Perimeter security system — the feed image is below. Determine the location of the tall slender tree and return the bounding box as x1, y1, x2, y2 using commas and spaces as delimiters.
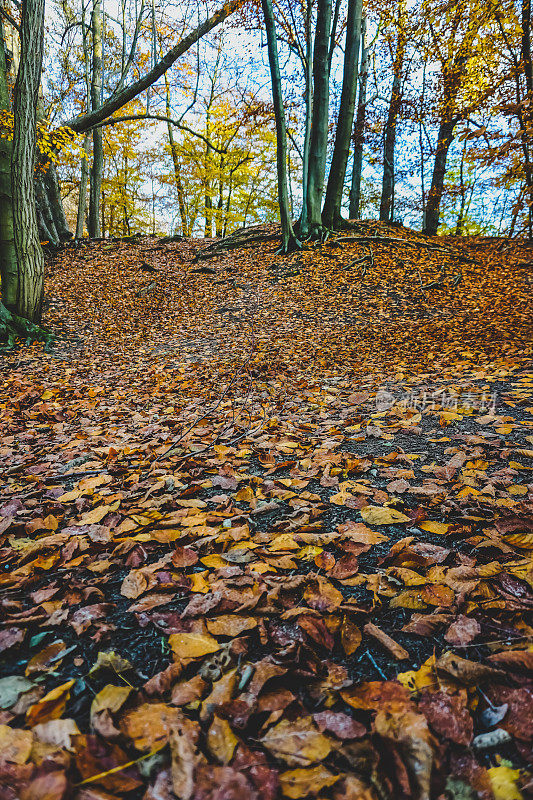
349, 13, 369, 219
262, 0, 300, 252
304, 0, 332, 237
88, 0, 103, 237
322, 0, 363, 229
379, 1, 407, 223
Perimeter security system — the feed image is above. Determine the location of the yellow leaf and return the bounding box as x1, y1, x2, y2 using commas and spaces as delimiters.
488, 765, 522, 800
206, 615, 257, 637
169, 633, 221, 659
189, 571, 210, 593
200, 555, 227, 568
261, 717, 333, 766
360, 506, 410, 525
390, 590, 428, 610
207, 716, 238, 764
504, 532, 533, 549
280, 765, 340, 798
90, 685, 132, 722
26, 680, 76, 727
75, 501, 120, 525
296, 545, 323, 561
397, 656, 436, 693
419, 521, 451, 535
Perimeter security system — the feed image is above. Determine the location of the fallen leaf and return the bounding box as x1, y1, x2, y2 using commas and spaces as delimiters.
360, 506, 410, 525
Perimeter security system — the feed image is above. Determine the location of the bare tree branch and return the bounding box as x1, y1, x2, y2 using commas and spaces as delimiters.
63, 0, 242, 133
96, 113, 228, 154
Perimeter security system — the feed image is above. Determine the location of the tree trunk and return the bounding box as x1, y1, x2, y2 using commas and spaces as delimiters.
0, 17, 17, 312
76, 134, 90, 237
165, 76, 188, 237
306, 0, 332, 236
379, 14, 406, 223
42, 162, 72, 242
299, 0, 313, 235
322, 0, 363, 229
455, 136, 467, 235
10, 0, 45, 323
521, 0, 533, 237
262, 0, 300, 253
424, 119, 455, 236
88, 0, 103, 238
35, 176, 60, 246
349, 14, 367, 220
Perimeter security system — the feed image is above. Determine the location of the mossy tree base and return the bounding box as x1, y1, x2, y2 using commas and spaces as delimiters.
0, 302, 51, 348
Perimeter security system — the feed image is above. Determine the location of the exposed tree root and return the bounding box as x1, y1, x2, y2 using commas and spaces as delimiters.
0, 303, 52, 348
276, 232, 302, 255
193, 224, 282, 262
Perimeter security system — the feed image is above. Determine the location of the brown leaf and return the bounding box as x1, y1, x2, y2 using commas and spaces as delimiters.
444, 615, 481, 646
19, 770, 68, 800
171, 547, 199, 568
120, 703, 198, 752
120, 570, 148, 599
341, 681, 411, 713
25, 640, 66, 676
435, 652, 504, 685
330, 554, 359, 580
261, 716, 333, 766
313, 710, 366, 739
340, 616, 362, 656
374, 708, 434, 800
418, 691, 473, 745
191, 765, 258, 800
206, 615, 257, 637
171, 675, 207, 706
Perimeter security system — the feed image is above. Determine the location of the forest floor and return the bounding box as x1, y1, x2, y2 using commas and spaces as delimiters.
0, 220, 532, 800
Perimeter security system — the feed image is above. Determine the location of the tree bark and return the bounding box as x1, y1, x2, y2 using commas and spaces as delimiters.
379, 10, 406, 223
349, 14, 367, 219
88, 0, 103, 238
322, 0, 362, 229
521, 0, 533, 236
42, 162, 72, 242
11, 0, 45, 323
35, 175, 60, 246
306, 0, 332, 235
299, 0, 313, 235
424, 118, 455, 236
262, 0, 300, 253
76, 134, 90, 237
0, 19, 17, 325
165, 75, 188, 236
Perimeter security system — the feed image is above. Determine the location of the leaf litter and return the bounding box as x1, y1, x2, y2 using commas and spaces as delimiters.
0, 221, 532, 799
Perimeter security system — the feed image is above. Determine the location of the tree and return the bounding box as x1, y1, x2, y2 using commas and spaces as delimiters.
379, 0, 407, 223
422, 0, 489, 235
261, 0, 300, 252
304, 0, 332, 237
1, 0, 243, 340
88, 0, 103, 237
0, 0, 50, 342
322, 0, 363, 229
349, 13, 369, 219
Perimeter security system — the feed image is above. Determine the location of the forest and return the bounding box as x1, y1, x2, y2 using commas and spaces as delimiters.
0, 0, 532, 799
